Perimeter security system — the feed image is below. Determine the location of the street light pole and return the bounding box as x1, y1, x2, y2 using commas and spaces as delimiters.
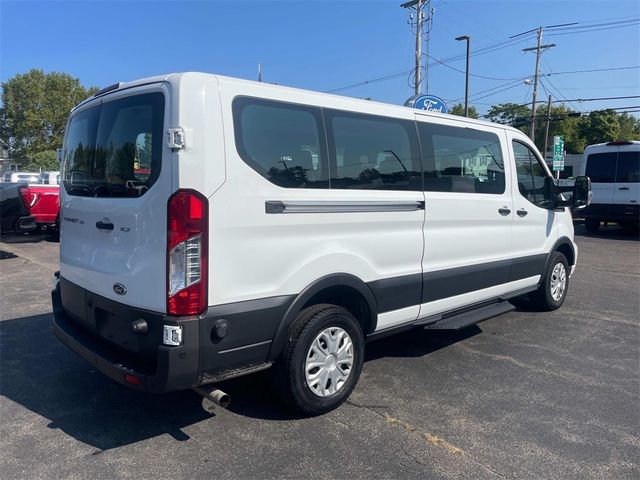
455, 35, 470, 117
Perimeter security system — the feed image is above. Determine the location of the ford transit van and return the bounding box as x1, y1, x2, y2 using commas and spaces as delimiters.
580, 141, 639, 232
52, 73, 590, 414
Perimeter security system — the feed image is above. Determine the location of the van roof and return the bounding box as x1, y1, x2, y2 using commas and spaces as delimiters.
584, 140, 640, 150
75, 71, 522, 134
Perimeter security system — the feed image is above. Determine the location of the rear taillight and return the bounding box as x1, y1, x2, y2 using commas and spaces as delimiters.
18, 186, 31, 210
167, 189, 208, 316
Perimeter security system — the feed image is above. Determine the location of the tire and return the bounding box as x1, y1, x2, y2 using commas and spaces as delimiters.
584, 218, 600, 233
273, 304, 364, 415
531, 252, 569, 311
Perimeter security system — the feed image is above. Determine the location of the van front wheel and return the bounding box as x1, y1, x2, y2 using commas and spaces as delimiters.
531, 252, 569, 311
273, 304, 364, 415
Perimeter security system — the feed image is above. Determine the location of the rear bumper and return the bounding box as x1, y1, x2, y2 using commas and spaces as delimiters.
52, 276, 294, 393
579, 203, 640, 224
52, 280, 200, 393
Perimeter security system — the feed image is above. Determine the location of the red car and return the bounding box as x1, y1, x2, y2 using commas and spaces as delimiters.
26, 183, 60, 232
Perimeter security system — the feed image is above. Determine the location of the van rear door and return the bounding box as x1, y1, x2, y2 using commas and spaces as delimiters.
612, 147, 640, 208
60, 86, 172, 312
584, 149, 616, 205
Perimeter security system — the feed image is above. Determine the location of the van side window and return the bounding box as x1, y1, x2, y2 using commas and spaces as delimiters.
585, 153, 616, 183
417, 122, 505, 194
616, 152, 640, 183
512, 141, 551, 207
326, 111, 421, 190
233, 98, 328, 188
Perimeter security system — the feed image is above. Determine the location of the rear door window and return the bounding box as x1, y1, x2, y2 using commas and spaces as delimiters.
326, 111, 421, 190
62, 92, 164, 197
615, 152, 640, 183
585, 152, 616, 183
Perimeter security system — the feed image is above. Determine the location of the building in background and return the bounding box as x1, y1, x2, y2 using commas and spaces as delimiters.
0, 139, 26, 178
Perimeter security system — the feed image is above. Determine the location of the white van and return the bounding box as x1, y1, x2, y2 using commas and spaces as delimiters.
579, 141, 639, 232
40, 170, 61, 185
52, 73, 590, 414
4, 172, 41, 184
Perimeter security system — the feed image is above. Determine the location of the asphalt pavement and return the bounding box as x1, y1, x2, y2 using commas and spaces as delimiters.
1, 224, 638, 479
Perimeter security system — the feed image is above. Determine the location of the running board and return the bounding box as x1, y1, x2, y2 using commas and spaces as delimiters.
419, 301, 515, 331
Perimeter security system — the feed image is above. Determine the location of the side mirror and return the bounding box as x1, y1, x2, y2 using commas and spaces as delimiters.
572, 175, 591, 209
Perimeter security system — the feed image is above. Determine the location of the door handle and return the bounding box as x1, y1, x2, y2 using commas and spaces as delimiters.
95, 221, 114, 230
498, 206, 511, 216
618, 187, 629, 190
517, 208, 528, 217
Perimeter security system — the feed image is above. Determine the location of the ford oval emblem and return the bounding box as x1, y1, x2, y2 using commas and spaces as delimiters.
404, 94, 448, 113
113, 283, 127, 295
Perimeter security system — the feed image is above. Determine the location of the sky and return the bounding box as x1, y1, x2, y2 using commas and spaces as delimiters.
1, 0, 639, 118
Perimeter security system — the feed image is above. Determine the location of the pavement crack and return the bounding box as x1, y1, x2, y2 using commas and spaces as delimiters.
384, 413, 463, 455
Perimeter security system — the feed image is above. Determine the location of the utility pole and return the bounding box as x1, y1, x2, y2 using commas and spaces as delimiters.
402, 0, 429, 95
542, 94, 553, 162
455, 35, 470, 116
523, 27, 555, 143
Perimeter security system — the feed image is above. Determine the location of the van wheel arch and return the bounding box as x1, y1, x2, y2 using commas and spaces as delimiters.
267, 274, 378, 362
540, 238, 574, 280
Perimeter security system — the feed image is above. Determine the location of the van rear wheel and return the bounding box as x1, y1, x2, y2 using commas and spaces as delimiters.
273, 304, 364, 415
531, 252, 569, 311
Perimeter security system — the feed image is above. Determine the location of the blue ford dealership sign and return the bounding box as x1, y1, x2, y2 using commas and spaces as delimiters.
405, 94, 448, 113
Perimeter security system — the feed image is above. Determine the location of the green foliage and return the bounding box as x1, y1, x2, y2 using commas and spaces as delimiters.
449, 103, 479, 119
486, 103, 531, 136
580, 109, 620, 145
485, 103, 639, 154
24, 150, 58, 171
1, 69, 98, 159
617, 113, 640, 141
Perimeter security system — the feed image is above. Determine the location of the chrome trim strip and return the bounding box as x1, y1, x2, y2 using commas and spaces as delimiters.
265, 200, 425, 214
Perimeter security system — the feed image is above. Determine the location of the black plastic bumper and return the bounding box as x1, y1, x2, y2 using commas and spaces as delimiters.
579, 203, 640, 224
51, 280, 200, 393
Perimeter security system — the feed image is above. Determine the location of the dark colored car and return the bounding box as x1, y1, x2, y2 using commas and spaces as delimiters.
0, 183, 37, 235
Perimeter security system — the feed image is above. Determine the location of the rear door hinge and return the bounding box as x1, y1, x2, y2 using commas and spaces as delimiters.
166, 127, 185, 149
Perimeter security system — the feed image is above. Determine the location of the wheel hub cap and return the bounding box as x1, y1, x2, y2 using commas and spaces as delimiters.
305, 327, 354, 397
550, 262, 567, 301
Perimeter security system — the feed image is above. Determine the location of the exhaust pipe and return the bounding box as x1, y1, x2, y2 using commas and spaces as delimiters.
192, 386, 231, 408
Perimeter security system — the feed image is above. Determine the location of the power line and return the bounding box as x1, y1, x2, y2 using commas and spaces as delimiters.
544, 65, 640, 76
544, 17, 640, 31
322, 35, 533, 93
551, 95, 640, 103
546, 21, 640, 37
424, 53, 525, 80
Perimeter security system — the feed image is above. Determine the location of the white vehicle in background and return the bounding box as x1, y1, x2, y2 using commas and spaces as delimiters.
3, 172, 41, 184
580, 141, 640, 232
40, 170, 61, 185
52, 73, 591, 414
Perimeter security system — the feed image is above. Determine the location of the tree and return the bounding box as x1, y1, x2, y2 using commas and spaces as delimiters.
24, 150, 58, 172
617, 113, 640, 141
1, 69, 98, 159
486, 103, 531, 136
533, 104, 584, 154
449, 103, 479, 119
580, 110, 621, 146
